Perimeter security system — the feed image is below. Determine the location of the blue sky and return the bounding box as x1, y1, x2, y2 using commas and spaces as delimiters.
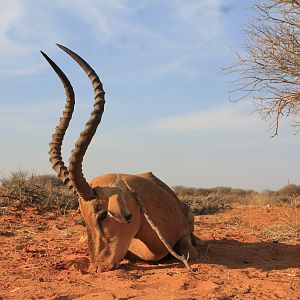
0, 0, 299, 191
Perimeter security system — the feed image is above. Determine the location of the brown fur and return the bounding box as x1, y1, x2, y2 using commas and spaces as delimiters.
79, 172, 199, 272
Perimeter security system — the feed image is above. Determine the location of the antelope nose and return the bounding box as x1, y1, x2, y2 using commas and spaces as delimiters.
125, 213, 132, 223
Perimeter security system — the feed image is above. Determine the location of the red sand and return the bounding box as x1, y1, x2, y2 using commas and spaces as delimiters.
1, 205, 299, 299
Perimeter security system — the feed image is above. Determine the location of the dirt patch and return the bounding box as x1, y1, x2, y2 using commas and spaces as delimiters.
0, 205, 299, 299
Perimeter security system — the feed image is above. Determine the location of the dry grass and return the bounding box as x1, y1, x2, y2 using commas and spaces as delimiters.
174, 184, 300, 215
281, 197, 300, 241
1, 170, 299, 220
256, 202, 300, 244
177, 184, 300, 246
0, 171, 77, 213
0, 171, 299, 246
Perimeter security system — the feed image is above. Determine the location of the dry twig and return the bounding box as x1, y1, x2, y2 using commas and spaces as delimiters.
225, 0, 300, 135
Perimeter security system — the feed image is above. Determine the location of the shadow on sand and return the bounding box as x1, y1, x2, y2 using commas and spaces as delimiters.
119, 239, 300, 272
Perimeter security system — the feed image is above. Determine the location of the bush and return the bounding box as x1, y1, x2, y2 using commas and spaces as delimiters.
1, 171, 299, 215
180, 194, 231, 215
277, 184, 300, 197
30, 174, 64, 187
0, 171, 77, 212
172, 183, 300, 215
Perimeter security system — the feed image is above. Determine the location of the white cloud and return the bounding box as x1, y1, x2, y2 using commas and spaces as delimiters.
56, 0, 125, 40
0, 1, 59, 76
174, 0, 224, 44
0, 1, 29, 57
152, 103, 260, 132
0, 0, 232, 78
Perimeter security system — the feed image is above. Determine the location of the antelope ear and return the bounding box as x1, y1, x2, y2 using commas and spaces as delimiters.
102, 187, 132, 224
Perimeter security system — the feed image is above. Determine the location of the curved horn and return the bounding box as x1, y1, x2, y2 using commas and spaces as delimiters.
41, 51, 75, 192
56, 44, 105, 201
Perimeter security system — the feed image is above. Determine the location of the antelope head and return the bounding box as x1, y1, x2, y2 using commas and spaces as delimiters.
42, 44, 135, 272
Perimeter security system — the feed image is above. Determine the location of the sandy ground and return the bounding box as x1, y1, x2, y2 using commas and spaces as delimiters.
0, 204, 299, 300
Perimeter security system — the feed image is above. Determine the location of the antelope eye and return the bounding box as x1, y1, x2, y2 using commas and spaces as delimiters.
98, 210, 108, 222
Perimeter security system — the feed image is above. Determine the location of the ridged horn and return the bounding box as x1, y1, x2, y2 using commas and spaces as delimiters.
56, 44, 105, 201
41, 51, 75, 193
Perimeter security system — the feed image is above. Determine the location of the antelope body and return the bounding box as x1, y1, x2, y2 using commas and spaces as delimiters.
42, 44, 200, 272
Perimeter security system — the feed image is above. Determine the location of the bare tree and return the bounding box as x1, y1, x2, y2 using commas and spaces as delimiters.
227, 0, 300, 136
